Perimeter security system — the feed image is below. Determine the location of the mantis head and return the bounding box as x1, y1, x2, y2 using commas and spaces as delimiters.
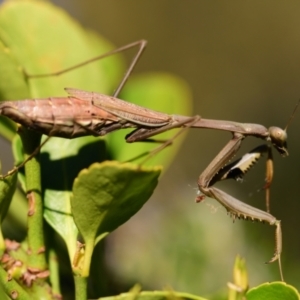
268, 99, 300, 157
268, 127, 288, 156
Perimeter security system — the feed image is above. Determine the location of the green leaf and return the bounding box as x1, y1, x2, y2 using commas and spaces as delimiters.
0, 172, 18, 251
11, 135, 25, 190
0, 37, 28, 140
40, 137, 107, 196
0, 0, 193, 178
0, 172, 17, 223
44, 190, 78, 260
41, 138, 107, 255
0, 0, 123, 98
247, 282, 300, 300
0, 2, 193, 277
0, 116, 16, 143
0, 38, 29, 100
71, 161, 161, 276
41, 136, 106, 162
0, 0, 125, 181
228, 255, 248, 300
71, 161, 161, 243
102, 290, 208, 300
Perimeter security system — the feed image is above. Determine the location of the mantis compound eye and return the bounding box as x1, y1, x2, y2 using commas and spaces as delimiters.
268, 126, 288, 157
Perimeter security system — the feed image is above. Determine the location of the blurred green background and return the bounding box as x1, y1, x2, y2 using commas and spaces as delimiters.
2, 0, 300, 297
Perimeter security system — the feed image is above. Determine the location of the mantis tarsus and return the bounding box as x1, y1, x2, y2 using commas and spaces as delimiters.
0, 39, 297, 281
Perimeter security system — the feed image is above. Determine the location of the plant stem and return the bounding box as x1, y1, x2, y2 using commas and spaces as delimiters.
48, 249, 61, 297
0, 266, 31, 300
81, 239, 94, 277
19, 129, 47, 270
74, 274, 88, 300
0, 228, 4, 252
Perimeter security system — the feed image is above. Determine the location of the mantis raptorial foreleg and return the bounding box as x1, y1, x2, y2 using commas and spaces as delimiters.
207, 143, 274, 213
197, 132, 283, 280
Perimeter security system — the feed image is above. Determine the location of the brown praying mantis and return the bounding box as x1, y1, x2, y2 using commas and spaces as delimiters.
0, 39, 297, 282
